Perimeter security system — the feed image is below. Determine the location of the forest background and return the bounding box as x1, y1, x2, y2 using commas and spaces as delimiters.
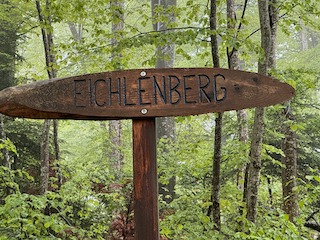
1, 0, 320, 239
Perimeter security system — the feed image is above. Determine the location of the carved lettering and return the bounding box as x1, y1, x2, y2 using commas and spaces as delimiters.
213, 74, 226, 102
198, 75, 211, 103
168, 76, 181, 105
138, 77, 151, 106
153, 76, 166, 104
94, 79, 106, 107
74, 73, 227, 109
123, 77, 136, 106
183, 75, 196, 104
74, 79, 86, 108
109, 78, 121, 106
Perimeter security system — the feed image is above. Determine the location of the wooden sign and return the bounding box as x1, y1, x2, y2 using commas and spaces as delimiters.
0, 68, 294, 120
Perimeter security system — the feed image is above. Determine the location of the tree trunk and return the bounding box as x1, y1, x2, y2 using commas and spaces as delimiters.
226, 0, 249, 195
299, 21, 308, 51
109, 120, 123, 174
211, 112, 222, 232
156, 117, 176, 204
152, 0, 177, 205
210, 0, 219, 68
246, 0, 271, 224
40, 119, 51, 195
0, 114, 10, 168
151, 0, 176, 68
268, 0, 278, 69
53, 119, 62, 188
36, 0, 58, 195
281, 106, 299, 222
109, 0, 124, 178
68, 22, 83, 42
0, 0, 18, 168
210, 0, 222, 232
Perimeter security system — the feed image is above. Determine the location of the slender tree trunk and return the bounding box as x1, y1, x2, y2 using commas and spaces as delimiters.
151, 0, 176, 68
299, 21, 308, 51
151, 0, 177, 205
281, 106, 299, 222
310, 31, 319, 48
246, 0, 271, 224
68, 22, 82, 42
109, 120, 123, 174
156, 117, 176, 204
236, 109, 249, 193
109, 0, 124, 177
210, 0, 222, 232
226, 0, 249, 194
53, 119, 62, 188
267, 176, 273, 205
0, 0, 18, 169
268, 0, 278, 69
211, 112, 222, 231
226, 0, 249, 230
0, 114, 10, 168
210, 0, 219, 68
40, 119, 51, 195
36, 0, 58, 195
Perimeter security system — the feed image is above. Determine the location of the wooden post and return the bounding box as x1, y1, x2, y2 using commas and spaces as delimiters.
133, 118, 159, 240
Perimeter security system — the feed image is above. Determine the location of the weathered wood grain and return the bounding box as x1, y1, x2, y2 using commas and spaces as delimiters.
0, 68, 295, 119
133, 118, 159, 240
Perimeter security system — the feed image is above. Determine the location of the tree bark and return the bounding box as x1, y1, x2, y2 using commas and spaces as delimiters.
268, 0, 278, 69
281, 106, 299, 222
0, 0, 18, 169
156, 117, 176, 204
68, 22, 82, 42
151, 0, 176, 68
226, 0, 249, 194
211, 112, 222, 232
210, 0, 222, 232
36, 0, 58, 195
152, 0, 177, 205
0, 114, 10, 168
40, 119, 51, 195
246, 0, 271, 224
53, 119, 62, 188
109, 120, 123, 174
226, 0, 249, 230
210, 0, 219, 68
299, 21, 308, 51
109, 0, 125, 178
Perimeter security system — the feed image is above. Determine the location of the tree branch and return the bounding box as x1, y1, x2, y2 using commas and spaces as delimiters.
235, 0, 248, 38
245, 4, 298, 40
293, 102, 320, 111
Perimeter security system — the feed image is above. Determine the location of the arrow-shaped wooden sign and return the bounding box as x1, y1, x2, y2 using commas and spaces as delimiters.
0, 68, 294, 120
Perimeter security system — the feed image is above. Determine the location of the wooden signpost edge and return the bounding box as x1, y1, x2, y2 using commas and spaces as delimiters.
0, 68, 295, 120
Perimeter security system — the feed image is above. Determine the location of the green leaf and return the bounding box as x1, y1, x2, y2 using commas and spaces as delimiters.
290, 124, 298, 131
314, 176, 320, 182
306, 175, 313, 180
299, 200, 304, 208
284, 214, 289, 221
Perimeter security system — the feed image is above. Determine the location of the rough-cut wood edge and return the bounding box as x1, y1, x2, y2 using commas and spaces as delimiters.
0, 68, 295, 120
